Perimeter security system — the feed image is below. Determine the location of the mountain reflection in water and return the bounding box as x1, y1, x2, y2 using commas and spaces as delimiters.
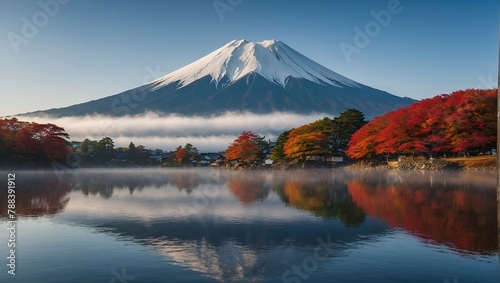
1, 168, 497, 282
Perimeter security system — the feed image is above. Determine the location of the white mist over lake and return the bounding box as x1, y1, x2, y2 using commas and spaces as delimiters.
20, 112, 331, 151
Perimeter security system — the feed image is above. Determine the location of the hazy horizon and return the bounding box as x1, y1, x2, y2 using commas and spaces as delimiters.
15, 111, 332, 151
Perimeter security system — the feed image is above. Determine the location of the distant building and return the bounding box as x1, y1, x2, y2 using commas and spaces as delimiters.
325, 156, 344, 163
198, 153, 225, 166
146, 155, 163, 162
112, 153, 128, 162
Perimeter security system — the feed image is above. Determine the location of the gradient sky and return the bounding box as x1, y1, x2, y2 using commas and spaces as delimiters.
0, 0, 498, 116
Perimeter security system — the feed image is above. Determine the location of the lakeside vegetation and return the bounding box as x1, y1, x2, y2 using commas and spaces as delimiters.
346, 89, 496, 159
0, 88, 496, 169
224, 108, 367, 167
0, 118, 70, 167
443, 155, 496, 170
225, 89, 496, 169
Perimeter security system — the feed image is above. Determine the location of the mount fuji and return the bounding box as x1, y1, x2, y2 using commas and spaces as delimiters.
28, 39, 415, 118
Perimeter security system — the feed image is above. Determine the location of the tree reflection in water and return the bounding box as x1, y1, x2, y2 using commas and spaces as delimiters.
0, 171, 71, 217
347, 171, 497, 255
1, 169, 496, 256
273, 179, 366, 226
227, 172, 269, 205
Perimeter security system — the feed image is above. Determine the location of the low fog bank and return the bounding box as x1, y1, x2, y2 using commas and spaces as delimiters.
20, 112, 330, 152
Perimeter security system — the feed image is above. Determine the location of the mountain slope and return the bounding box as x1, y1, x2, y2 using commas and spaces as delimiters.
149, 39, 360, 89
26, 39, 415, 119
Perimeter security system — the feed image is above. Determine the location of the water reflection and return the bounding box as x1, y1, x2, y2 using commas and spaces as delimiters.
347, 170, 497, 254
0, 172, 71, 217
2, 169, 497, 267
175, 172, 200, 193
273, 177, 365, 226
0, 170, 498, 252
227, 172, 269, 205
151, 238, 260, 282
94, 217, 365, 282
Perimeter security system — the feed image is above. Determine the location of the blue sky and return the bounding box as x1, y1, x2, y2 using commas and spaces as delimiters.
0, 0, 498, 116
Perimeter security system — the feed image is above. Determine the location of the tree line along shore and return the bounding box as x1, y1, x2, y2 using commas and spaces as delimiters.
0, 89, 496, 170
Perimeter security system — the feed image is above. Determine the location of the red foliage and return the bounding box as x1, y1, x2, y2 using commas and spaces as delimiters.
0, 118, 70, 163
226, 131, 262, 163
346, 89, 497, 159
346, 114, 390, 159
175, 147, 186, 163
347, 180, 497, 254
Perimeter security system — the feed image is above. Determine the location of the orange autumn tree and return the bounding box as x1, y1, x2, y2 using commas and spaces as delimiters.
226, 131, 264, 164
283, 123, 329, 160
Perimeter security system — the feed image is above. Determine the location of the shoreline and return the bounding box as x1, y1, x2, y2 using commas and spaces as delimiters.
0, 156, 496, 171
346, 156, 496, 171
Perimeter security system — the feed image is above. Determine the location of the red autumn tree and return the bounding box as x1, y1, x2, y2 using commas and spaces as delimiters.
346, 89, 496, 159
175, 146, 186, 163
0, 118, 71, 164
226, 131, 263, 164
14, 126, 42, 161
346, 114, 391, 159
442, 89, 496, 155
418, 95, 451, 153
172, 143, 199, 165
38, 123, 71, 160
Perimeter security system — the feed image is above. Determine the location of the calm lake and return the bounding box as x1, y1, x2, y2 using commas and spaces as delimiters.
0, 168, 498, 283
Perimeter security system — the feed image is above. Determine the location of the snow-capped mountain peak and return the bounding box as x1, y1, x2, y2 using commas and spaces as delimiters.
26, 39, 416, 119
149, 39, 360, 90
